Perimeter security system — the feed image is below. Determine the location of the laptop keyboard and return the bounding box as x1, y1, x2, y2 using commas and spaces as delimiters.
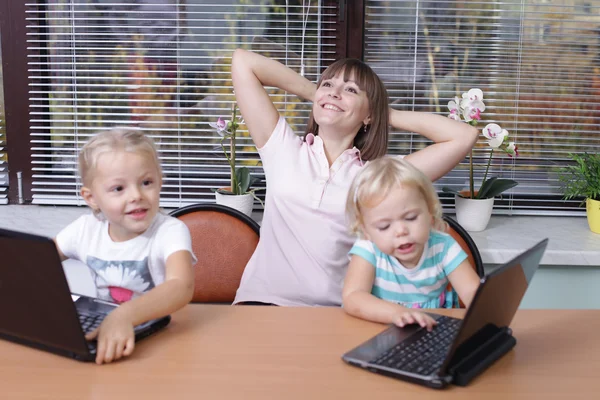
370, 316, 462, 376
77, 310, 106, 334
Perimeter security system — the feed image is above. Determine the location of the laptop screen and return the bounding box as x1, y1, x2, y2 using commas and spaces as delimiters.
442, 239, 548, 371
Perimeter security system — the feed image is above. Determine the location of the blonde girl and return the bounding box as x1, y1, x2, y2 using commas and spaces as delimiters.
343, 156, 480, 329
54, 128, 196, 364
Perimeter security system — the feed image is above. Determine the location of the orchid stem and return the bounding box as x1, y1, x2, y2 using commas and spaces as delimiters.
482, 149, 494, 189
220, 137, 236, 193
230, 104, 237, 194
469, 150, 474, 199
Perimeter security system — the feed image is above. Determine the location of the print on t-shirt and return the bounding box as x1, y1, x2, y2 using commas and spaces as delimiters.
87, 256, 156, 303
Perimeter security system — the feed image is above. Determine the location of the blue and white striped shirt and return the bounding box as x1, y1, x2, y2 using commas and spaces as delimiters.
348, 231, 467, 309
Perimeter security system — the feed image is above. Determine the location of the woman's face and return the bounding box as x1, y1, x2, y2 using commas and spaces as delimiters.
312, 71, 371, 138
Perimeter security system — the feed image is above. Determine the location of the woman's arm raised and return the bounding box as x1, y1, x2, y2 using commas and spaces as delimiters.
231, 48, 317, 148
391, 110, 478, 181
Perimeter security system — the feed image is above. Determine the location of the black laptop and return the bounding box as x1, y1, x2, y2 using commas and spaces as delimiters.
0, 227, 171, 361
342, 238, 548, 389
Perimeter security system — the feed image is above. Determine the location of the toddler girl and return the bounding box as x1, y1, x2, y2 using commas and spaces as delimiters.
342, 156, 480, 330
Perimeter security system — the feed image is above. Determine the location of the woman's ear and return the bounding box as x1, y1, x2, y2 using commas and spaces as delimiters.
363, 115, 371, 126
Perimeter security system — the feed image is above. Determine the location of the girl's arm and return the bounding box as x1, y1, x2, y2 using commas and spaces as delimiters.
390, 109, 479, 181
87, 250, 194, 364
231, 48, 317, 148
53, 239, 68, 261
447, 260, 480, 308
342, 255, 437, 330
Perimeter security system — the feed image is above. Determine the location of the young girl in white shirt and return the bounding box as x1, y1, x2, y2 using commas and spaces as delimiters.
55, 128, 196, 364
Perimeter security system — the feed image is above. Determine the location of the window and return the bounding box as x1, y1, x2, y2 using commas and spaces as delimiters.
364, 0, 600, 215
26, 0, 338, 207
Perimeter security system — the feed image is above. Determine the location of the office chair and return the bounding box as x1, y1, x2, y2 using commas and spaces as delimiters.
443, 215, 485, 308
169, 204, 260, 303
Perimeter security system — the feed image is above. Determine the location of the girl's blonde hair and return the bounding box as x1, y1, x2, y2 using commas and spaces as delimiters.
346, 156, 446, 236
304, 58, 389, 161
78, 127, 161, 186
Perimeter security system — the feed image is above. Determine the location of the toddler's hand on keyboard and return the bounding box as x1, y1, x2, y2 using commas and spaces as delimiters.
85, 308, 135, 365
392, 311, 437, 331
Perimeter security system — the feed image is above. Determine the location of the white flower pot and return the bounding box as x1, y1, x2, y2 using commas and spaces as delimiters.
455, 195, 494, 232
214, 190, 254, 217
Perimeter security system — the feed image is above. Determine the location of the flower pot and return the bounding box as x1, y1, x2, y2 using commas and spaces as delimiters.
586, 198, 600, 234
454, 195, 494, 232
214, 188, 254, 217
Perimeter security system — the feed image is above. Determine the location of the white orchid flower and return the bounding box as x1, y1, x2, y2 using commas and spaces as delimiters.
462, 99, 486, 122
448, 96, 460, 112
482, 123, 508, 148
447, 96, 461, 120
504, 141, 519, 157
209, 117, 231, 136
461, 88, 484, 105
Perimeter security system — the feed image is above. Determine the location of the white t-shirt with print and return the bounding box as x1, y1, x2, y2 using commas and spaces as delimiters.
56, 212, 196, 303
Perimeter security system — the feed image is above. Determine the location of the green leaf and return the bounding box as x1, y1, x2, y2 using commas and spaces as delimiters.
477, 177, 518, 199
235, 167, 251, 195
248, 175, 262, 188
215, 188, 235, 195
442, 186, 464, 197
476, 176, 498, 199
557, 152, 600, 203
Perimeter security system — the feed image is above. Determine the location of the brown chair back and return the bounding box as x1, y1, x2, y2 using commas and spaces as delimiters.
169, 204, 260, 303
443, 215, 484, 308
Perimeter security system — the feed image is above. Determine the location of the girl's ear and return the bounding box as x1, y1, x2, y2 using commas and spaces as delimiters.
359, 223, 371, 241
81, 186, 98, 212
363, 115, 371, 126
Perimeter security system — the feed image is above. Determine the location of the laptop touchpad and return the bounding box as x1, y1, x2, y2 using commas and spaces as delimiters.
344, 324, 421, 362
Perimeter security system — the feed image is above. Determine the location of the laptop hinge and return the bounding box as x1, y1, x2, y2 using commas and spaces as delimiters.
447, 325, 516, 386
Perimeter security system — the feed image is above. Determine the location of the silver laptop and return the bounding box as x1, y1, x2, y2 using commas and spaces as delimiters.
0, 227, 171, 361
342, 238, 548, 389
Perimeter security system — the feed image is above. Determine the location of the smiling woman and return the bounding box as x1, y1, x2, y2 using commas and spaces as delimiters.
229, 48, 477, 307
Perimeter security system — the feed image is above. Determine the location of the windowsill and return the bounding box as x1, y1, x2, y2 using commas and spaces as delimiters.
0, 206, 598, 267
466, 216, 600, 266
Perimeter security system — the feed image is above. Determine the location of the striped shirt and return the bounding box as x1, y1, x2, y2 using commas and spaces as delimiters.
348, 231, 467, 308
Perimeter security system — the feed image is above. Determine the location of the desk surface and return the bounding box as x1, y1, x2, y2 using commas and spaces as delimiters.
1, 306, 598, 399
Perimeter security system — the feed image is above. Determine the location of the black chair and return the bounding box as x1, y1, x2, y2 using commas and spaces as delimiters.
169, 204, 260, 303
443, 215, 485, 307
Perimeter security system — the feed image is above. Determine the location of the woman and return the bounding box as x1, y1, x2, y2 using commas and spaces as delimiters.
231, 49, 477, 307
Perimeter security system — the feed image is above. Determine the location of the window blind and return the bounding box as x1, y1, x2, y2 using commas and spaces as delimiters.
364, 0, 600, 215
26, 0, 337, 207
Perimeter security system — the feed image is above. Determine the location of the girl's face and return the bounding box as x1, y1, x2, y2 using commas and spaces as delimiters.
82, 150, 162, 242
312, 71, 371, 139
360, 184, 433, 269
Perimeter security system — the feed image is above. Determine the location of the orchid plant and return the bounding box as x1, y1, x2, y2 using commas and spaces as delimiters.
442, 89, 519, 199
209, 104, 262, 201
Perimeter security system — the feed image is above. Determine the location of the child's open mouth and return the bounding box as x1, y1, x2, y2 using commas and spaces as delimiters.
127, 208, 148, 220
396, 243, 415, 254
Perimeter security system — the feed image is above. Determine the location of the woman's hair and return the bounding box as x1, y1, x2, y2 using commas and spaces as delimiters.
305, 58, 389, 161
346, 156, 446, 236
78, 127, 161, 186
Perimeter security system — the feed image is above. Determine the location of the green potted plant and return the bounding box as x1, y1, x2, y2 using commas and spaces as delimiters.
209, 104, 263, 217
441, 89, 519, 231
558, 152, 600, 234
